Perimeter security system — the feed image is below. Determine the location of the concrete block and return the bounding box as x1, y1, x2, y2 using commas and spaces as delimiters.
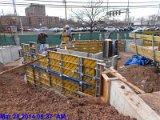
109, 80, 160, 120
0, 46, 19, 64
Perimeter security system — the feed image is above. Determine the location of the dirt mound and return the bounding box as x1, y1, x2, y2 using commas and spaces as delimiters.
0, 68, 135, 120
118, 53, 160, 93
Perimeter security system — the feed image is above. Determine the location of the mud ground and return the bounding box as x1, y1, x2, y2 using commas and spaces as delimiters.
117, 52, 160, 93
0, 63, 135, 120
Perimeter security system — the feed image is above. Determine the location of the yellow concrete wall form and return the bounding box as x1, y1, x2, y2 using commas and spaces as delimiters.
67, 40, 104, 53
130, 43, 160, 62
129, 33, 160, 42
25, 51, 100, 97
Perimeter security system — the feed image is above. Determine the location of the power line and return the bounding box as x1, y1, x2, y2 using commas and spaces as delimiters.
0, 2, 159, 8
24, 0, 160, 4
63, 0, 67, 20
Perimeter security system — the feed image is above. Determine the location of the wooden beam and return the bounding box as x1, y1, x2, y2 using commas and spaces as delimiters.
101, 74, 111, 104
0, 56, 46, 76
104, 67, 145, 94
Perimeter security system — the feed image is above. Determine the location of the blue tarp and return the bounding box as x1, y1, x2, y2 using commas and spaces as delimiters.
125, 55, 151, 65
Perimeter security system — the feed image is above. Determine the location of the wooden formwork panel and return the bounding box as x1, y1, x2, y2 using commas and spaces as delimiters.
63, 62, 78, 70
70, 40, 104, 54
82, 58, 97, 96
130, 44, 160, 62
137, 46, 153, 60
26, 51, 100, 97
63, 79, 79, 97
129, 33, 160, 42
51, 75, 62, 92
48, 51, 61, 59
143, 40, 159, 46
26, 75, 34, 83
49, 58, 61, 72
62, 54, 78, 63
38, 55, 48, 68
74, 44, 103, 47
21, 43, 30, 53
83, 80, 96, 97
39, 71, 50, 88
83, 58, 96, 68
50, 65, 61, 73
26, 66, 33, 73
24, 56, 32, 63
62, 54, 78, 79
155, 51, 160, 62
130, 44, 137, 52
63, 69, 78, 79
118, 40, 125, 52
38, 55, 48, 62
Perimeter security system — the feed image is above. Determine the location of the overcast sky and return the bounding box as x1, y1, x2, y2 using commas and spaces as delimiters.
0, 0, 159, 20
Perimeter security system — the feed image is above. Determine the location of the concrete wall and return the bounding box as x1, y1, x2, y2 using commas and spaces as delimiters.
109, 80, 160, 120
0, 46, 19, 64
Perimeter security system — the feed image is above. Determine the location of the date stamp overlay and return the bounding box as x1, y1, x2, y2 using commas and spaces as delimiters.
0, 113, 66, 119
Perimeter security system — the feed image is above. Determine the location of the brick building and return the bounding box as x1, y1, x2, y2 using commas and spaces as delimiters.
25, 3, 60, 27
25, 3, 45, 16
28, 16, 60, 27
0, 3, 60, 29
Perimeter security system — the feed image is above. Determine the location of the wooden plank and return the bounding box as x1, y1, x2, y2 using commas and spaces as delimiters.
129, 33, 160, 42
106, 67, 145, 94
0, 56, 46, 76
130, 43, 160, 62
101, 74, 111, 104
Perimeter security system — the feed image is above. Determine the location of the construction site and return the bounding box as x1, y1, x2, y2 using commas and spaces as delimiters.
1, 0, 160, 120
0, 30, 160, 120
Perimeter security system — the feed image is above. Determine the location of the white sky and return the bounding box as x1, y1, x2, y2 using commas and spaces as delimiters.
0, 0, 159, 20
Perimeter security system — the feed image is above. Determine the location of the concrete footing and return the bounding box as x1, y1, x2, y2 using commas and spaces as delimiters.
109, 80, 160, 120
0, 46, 19, 64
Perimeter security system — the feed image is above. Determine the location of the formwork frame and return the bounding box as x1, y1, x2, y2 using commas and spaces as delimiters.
25, 50, 103, 97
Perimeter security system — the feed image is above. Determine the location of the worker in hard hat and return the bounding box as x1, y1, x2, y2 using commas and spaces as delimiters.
64, 25, 73, 47
37, 32, 48, 53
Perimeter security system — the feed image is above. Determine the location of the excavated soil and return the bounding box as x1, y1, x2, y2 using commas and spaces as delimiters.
117, 52, 160, 93
139, 92, 160, 115
0, 64, 135, 120
0, 63, 12, 72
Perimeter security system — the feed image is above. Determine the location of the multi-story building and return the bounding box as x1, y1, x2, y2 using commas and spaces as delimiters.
25, 3, 60, 27
0, 3, 61, 30
29, 16, 60, 27
25, 3, 45, 16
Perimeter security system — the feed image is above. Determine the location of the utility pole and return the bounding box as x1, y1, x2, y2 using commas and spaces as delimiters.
106, 0, 109, 24
157, 4, 160, 24
12, 0, 17, 16
127, 0, 130, 26
63, 0, 67, 20
20, 17, 23, 35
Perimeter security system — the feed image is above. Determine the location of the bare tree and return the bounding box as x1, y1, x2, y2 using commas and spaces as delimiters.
148, 14, 157, 25
71, 0, 106, 32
